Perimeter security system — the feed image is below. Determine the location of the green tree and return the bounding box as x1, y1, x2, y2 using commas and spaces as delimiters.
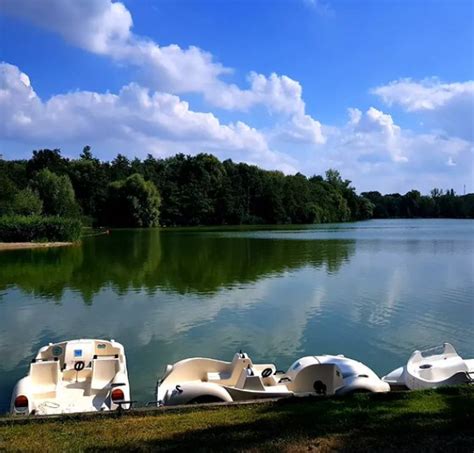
32, 169, 81, 217
325, 169, 346, 189
68, 148, 109, 222
0, 173, 18, 216
357, 197, 374, 220
111, 154, 131, 181
26, 149, 68, 176
80, 145, 93, 161
106, 173, 161, 227
361, 191, 388, 218
284, 173, 314, 223
402, 190, 422, 217
12, 188, 43, 216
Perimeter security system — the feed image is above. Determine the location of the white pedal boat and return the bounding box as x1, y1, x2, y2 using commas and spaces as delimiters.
382, 343, 474, 390
11, 339, 131, 415
156, 351, 389, 406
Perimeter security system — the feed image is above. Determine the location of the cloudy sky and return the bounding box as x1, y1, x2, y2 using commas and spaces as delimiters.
0, 0, 472, 193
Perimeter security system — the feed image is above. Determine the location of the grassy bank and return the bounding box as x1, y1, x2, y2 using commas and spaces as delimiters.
1, 387, 472, 452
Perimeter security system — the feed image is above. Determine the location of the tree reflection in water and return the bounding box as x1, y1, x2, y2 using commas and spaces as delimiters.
0, 229, 354, 303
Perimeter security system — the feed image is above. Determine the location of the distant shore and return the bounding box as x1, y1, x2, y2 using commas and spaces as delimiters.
0, 241, 77, 251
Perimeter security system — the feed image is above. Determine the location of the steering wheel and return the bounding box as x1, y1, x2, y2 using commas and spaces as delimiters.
261, 368, 273, 378
74, 361, 85, 371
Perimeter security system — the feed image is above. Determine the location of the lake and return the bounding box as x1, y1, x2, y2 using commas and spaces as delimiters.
0, 219, 473, 412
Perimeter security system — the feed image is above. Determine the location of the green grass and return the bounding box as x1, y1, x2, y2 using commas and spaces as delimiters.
1, 387, 473, 452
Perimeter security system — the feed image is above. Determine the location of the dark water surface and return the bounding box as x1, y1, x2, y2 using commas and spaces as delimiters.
0, 219, 473, 412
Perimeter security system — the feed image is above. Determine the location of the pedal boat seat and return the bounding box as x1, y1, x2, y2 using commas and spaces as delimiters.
30, 360, 60, 398
206, 353, 253, 386
90, 357, 120, 390
407, 344, 468, 384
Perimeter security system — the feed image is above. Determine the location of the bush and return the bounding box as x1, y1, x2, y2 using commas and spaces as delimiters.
0, 216, 82, 242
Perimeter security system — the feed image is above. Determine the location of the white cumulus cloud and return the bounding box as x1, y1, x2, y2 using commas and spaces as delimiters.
303, 107, 473, 193
274, 113, 326, 145
0, 0, 324, 145
347, 107, 406, 162
372, 78, 474, 141
210, 72, 305, 114
0, 62, 297, 172
0, 0, 133, 54
373, 78, 474, 111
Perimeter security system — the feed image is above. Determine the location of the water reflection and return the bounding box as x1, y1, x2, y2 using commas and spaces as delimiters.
0, 229, 354, 302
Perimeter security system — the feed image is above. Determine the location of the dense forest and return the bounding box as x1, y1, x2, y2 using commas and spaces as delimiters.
1, 148, 473, 231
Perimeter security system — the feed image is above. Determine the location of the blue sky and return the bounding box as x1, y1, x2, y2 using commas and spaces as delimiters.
0, 0, 473, 193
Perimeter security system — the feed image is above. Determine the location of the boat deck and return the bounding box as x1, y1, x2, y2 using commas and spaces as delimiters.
33, 378, 108, 415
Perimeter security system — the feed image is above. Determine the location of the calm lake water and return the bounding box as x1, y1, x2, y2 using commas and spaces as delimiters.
0, 219, 473, 412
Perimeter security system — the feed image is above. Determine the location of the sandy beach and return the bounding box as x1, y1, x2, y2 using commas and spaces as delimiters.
0, 242, 77, 251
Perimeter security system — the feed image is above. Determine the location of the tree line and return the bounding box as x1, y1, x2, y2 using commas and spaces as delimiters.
0, 148, 472, 228
361, 189, 473, 219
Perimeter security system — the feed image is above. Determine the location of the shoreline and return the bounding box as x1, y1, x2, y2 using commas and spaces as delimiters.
0, 241, 77, 251
0, 387, 472, 451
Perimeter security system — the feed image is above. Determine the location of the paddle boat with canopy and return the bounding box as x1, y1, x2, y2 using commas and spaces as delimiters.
382, 343, 474, 390
156, 351, 390, 406
11, 339, 131, 415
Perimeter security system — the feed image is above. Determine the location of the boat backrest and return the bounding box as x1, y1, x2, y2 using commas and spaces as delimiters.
414, 343, 460, 362
90, 357, 119, 390
223, 356, 248, 383
441, 343, 459, 358
227, 353, 251, 371
230, 352, 248, 367
235, 368, 246, 389
64, 341, 95, 370
207, 353, 254, 386
30, 360, 60, 390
